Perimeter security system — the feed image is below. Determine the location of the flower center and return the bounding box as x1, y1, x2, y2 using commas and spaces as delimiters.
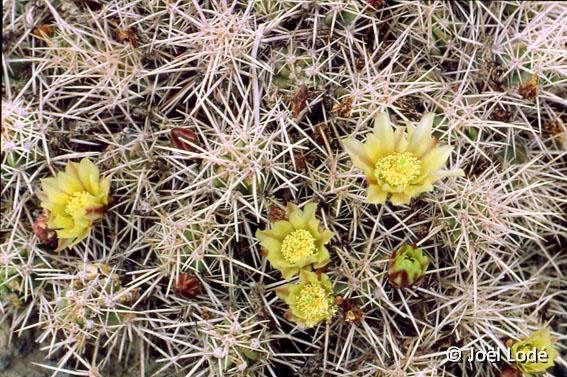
281, 229, 316, 264
296, 284, 332, 322
400, 256, 417, 270
65, 191, 90, 216
375, 152, 421, 186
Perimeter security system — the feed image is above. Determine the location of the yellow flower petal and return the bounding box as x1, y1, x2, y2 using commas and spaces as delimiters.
393, 127, 408, 153
511, 327, 558, 374
56, 172, 83, 194
367, 184, 387, 204
98, 176, 111, 203
50, 215, 74, 230
312, 247, 330, 268
372, 111, 395, 156
257, 232, 282, 254
302, 202, 317, 219
257, 221, 293, 241
79, 158, 100, 195
420, 145, 453, 175
318, 229, 334, 245
363, 133, 388, 162
306, 217, 321, 237
41, 178, 71, 204
279, 271, 336, 328
288, 204, 307, 229
280, 267, 301, 280
256, 203, 333, 278
344, 111, 461, 205
390, 192, 411, 205
407, 112, 434, 157
343, 138, 375, 176
406, 181, 434, 197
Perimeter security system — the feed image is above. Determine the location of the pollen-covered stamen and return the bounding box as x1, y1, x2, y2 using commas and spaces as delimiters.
296, 284, 334, 323
65, 191, 90, 216
375, 152, 422, 186
281, 229, 317, 264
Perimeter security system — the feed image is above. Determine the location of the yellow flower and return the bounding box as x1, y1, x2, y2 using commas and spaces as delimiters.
343, 111, 464, 205
276, 270, 337, 328
256, 203, 334, 279
37, 158, 110, 250
511, 327, 558, 374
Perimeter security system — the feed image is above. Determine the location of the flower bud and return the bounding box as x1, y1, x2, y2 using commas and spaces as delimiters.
174, 273, 201, 298
387, 244, 429, 288
170, 128, 199, 152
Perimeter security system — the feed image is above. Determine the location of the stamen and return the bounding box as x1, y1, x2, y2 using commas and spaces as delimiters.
65, 191, 90, 216
296, 284, 333, 324
375, 152, 421, 186
281, 229, 317, 264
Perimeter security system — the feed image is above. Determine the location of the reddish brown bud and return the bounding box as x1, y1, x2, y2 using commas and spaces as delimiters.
170, 128, 200, 152
367, 0, 386, 10
33, 211, 57, 249
174, 273, 201, 298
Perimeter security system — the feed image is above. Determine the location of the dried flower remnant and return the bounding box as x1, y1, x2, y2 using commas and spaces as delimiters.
291, 85, 309, 116
337, 297, 364, 325
510, 327, 557, 374
367, 0, 386, 10
387, 244, 429, 288
33, 210, 58, 249
116, 28, 139, 48
331, 96, 354, 118
276, 270, 337, 328
32, 24, 54, 39
518, 74, 538, 100
267, 205, 287, 222
344, 111, 464, 205
37, 158, 111, 250
256, 203, 334, 279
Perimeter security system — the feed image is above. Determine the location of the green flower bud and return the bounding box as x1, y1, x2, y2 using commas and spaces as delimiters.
387, 244, 429, 288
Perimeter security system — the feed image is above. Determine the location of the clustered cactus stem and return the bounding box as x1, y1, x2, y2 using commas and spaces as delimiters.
1, 1, 565, 376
